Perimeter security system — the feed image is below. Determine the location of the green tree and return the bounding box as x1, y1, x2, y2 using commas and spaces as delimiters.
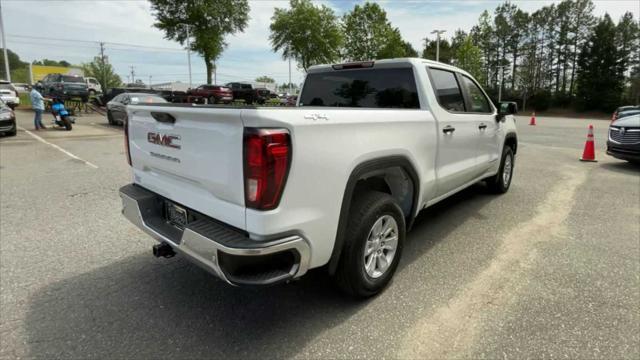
576, 14, 624, 111
0, 48, 28, 76
454, 36, 484, 84
422, 38, 452, 64
32, 59, 72, 67
342, 2, 407, 60
402, 41, 418, 58
150, 0, 250, 84
270, 0, 342, 71
255, 76, 275, 83
81, 56, 122, 92
377, 28, 415, 59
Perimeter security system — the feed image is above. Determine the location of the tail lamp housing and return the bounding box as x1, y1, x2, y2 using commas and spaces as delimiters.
243, 128, 291, 210
124, 116, 132, 166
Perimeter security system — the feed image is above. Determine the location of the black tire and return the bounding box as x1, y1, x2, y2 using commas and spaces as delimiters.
62, 117, 72, 131
486, 145, 514, 194
335, 191, 406, 298
208, 96, 217, 105
107, 111, 115, 125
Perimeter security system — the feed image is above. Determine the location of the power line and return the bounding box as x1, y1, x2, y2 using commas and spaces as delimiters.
7, 34, 185, 52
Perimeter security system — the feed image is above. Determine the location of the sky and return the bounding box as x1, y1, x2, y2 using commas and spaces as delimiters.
2, 0, 638, 87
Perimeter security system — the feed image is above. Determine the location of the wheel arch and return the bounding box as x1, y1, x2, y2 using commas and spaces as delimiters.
504, 132, 518, 154
327, 155, 420, 275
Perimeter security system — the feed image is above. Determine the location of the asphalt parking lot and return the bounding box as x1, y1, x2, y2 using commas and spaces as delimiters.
1, 110, 638, 359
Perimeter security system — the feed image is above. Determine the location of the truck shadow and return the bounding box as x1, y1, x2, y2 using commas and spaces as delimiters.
24, 184, 499, 359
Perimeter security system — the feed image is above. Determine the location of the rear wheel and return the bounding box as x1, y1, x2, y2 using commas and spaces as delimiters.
486, 145, 514, 193
208, 96, 217, 105
61, 117, 72, 131
335, 191, 405, 298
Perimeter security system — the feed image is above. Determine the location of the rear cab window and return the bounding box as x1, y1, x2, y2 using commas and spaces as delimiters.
299, 68, 419, 108
427, 68, 465, 112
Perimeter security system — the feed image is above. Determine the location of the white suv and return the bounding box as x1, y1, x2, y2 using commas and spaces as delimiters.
119, 58, 518, 297
0, 81, 20, 110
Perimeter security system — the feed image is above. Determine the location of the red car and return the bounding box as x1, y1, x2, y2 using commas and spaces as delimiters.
187, 85, 234, 104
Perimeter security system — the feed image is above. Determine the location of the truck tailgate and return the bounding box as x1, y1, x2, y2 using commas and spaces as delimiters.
126, 105, 246, 230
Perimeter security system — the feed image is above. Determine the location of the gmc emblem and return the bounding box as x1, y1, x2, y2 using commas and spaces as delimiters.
147, 132, 181, 149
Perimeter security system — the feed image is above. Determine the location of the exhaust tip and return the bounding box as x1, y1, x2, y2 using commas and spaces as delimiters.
153, 243, 176, 258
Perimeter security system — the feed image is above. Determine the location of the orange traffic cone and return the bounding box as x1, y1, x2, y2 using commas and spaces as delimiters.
580, 124, 597, 162
529, 112, 536, 126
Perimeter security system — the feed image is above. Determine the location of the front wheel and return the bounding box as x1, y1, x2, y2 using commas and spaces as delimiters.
335, 191, 405, 298
486, 146, 514, 193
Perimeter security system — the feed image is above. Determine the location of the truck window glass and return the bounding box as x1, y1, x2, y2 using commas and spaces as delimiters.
428, 68, 465, 112
460, 75, 492, 113
299, 68, 419, 109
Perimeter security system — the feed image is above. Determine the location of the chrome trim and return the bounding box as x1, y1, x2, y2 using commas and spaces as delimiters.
120, 191, 311, 285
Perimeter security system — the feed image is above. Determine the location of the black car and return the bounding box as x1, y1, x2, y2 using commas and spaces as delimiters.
607, 114, 640, 163
0, 99, 17, 137
39, 74, 89, 102
106, 93, 167, 125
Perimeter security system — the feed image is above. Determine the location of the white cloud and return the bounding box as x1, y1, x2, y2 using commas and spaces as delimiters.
2, 0, 638, 86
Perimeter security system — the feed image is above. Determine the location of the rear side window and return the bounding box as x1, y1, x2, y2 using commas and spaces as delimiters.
299, 68, 419, 108
460, 75, 492, 113
428, 68, 465, 112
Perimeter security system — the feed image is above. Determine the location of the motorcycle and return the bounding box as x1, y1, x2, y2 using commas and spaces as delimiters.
50, 99, 74, 131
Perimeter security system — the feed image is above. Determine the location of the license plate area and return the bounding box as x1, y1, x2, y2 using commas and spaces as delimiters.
165, 201, 188, 230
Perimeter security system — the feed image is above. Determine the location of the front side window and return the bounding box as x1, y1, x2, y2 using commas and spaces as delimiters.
428, 68, 465, 112
299, 68, 419, 109
460, 75, 492, 113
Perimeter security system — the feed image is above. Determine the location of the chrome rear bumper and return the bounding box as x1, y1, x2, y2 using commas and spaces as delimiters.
119, 184, 310, 286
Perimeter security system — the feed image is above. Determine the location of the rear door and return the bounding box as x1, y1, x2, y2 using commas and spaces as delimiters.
458, 75, 500, 172
427, 67, 481, 196
126, 105, 247, 229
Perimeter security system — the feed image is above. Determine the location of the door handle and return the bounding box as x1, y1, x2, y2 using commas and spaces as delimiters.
478, 123, 487, 130
442, 125, 456, 134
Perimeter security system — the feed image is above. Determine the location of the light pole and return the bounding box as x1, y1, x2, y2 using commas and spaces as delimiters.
185, 24, 192, 88
430, 29, 446, 62
0, 1, 11, 82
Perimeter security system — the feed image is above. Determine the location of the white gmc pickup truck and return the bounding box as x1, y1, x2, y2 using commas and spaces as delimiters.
120, 58, 518, 297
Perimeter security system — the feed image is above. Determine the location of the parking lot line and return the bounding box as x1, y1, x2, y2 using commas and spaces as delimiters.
18, 127, 99, 169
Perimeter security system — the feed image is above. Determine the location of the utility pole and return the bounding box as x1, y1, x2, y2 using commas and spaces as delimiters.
129, 66, 135, 84
185, 24, 192, 88
430, 30, 446, 62
213, 60, 216, 85
99, 42, 106, 91
495, 65, 506, 103
0, 1, 11, 82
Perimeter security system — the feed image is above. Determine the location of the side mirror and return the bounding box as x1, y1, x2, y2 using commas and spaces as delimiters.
497, 101, 518, 121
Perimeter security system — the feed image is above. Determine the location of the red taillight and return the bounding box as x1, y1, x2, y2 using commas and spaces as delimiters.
124, 117, 132, 166
243, 128, 291, 210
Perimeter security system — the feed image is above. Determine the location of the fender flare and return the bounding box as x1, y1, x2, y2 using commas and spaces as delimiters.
327, 155, 420, 275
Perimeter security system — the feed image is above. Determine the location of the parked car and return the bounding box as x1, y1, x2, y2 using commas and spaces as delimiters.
119, 58, 518, 298
225, 82, 268, 104
607, 114, 640, 163
156, 90, 189, 103
102, 87, 150, 104
0, 99, 17, 136
106, 93, 167, 125
12, 83, 31, 94
0, 81, 20, 110
39, 74, 89, 102
187, 85, 233, 104
611, 105, 640, 121
86, 77, 102, 95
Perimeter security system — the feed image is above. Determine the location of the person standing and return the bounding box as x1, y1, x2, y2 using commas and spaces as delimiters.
30, 86, 46, 130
